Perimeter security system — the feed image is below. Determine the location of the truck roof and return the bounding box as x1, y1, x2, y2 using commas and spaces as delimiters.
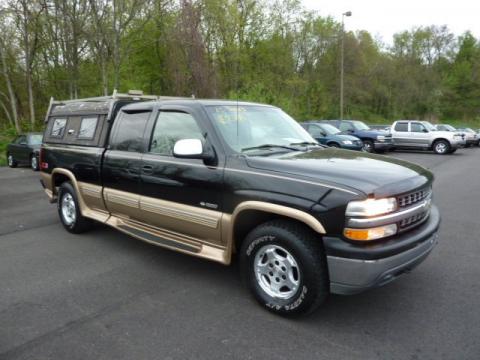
121, 99, 275, 112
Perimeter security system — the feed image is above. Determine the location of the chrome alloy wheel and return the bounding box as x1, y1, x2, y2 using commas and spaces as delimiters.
7, 155, 13, 167
254, 244, 300, 299
435, 142, 447, 154
61, 193, 76, 225
31, 156, 38, 170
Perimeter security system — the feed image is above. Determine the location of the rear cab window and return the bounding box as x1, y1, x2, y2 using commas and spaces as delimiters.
110, 111, 151, 152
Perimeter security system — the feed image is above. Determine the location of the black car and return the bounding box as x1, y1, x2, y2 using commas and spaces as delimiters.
39, 93, 440, 316
6, 132, 43, 170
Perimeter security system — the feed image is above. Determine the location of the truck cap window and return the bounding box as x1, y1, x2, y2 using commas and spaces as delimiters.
51, 118, 67, 137
150, 112, 203, 156
206, 105, 314, 152
110, 111, 150, 152
78, 117, 98, 139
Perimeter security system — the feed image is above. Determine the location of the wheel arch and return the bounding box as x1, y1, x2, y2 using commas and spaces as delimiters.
228, 201, 326, 256
431, 137, 451, 149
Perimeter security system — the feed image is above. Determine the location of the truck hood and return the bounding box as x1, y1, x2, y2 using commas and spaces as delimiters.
246, 148, 432, 197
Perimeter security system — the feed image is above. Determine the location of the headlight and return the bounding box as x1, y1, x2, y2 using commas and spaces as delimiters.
344, 224, 397, 241
376, 135, 385, 142
346, 197, 397, 217
342, 140, 353, 145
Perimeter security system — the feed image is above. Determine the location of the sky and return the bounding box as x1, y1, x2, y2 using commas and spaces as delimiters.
302, 0, 480, 44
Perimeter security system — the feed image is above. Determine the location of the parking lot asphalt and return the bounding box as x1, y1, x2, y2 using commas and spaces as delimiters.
1, 148, 479, 360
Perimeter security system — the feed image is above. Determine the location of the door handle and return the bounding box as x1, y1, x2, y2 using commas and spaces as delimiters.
142, 165, 154, 175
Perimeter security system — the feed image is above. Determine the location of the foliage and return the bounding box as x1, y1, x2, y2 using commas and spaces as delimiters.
0, 0, 479, 140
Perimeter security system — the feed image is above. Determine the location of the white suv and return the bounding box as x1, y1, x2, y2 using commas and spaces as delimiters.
391, 120, 465, 154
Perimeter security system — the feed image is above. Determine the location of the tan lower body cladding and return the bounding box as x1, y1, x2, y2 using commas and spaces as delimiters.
42, 170, 326, 265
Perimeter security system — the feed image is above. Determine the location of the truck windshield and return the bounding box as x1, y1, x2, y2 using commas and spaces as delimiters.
207, 105, 316, 153
351, 121, 370, 130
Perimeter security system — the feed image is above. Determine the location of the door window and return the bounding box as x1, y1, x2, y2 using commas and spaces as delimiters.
110, 111, 150, 152
149, 112, 204, 156
14, 136, 27, 144
411, 123, 426, 133
309, 125, 326, 137
394, 122, 408, 132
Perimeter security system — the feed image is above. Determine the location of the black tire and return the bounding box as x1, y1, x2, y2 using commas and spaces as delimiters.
328, 143, 340, 148
7, 153, 17, 168
30, 154, 39, 171
240, 219, 329, 316
362, 139, 374, 153
57, 181, 93, 233
432, 139, 450, 155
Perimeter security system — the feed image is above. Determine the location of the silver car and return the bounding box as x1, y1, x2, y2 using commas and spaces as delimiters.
391, 120, 465, 154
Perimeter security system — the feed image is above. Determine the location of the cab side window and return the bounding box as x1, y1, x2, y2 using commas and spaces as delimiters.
394, 122, 408, 132
411, 123, 426, 133
110, 111, 150, 152
150, 112, 204, 156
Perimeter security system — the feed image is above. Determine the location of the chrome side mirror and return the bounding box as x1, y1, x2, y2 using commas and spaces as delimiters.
173, 139, 215, 161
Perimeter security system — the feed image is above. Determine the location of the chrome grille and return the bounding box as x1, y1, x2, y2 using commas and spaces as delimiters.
398, 187, 431, 208
399, 210, 428, 229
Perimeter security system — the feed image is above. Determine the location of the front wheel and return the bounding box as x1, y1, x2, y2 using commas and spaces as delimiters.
57, 182, 92, 233
328, 143, 340, 148
7, 154, 17, 168
240, 219, 329, 316
433, 140, 450, 155
362, 140, 374, 153
30, 155, 39, 171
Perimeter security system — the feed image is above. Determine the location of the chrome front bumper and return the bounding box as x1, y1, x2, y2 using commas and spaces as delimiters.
325, 205, 440, 295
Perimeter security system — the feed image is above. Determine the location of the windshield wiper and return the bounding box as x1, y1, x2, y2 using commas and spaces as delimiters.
289, 141, 320, 147
241, 144, 299, 152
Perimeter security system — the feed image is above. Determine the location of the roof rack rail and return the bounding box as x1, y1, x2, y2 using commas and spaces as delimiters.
48, 90, 194, 106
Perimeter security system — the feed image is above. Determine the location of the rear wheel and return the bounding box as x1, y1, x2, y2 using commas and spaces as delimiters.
240, 219, 329, 316
433, 140, 450, 155
30, 155, 39, 171
7, 154, 17, 168
57, 182, 92, 233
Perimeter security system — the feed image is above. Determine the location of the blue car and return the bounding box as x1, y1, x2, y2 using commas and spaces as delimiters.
319, 120, 393, 153
302, 122, 363, 150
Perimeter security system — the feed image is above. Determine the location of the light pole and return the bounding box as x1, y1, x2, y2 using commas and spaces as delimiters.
340, 11, 352, 120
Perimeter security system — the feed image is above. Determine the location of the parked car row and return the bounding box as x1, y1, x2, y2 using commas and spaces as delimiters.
302, 119, 480, 155
302, 120, 393, 153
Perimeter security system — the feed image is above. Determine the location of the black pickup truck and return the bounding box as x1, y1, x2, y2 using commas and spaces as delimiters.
40, 92, 440, 316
